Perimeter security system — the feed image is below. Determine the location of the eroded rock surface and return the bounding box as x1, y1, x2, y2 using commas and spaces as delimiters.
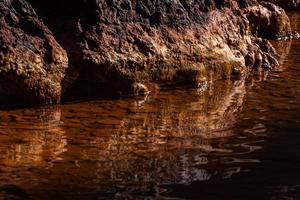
0, 0, 68, 105
244, 2, 292, 39
261, 0, 300, 10
0, 0, 295, 105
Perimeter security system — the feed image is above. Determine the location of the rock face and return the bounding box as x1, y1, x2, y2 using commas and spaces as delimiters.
0, 0, 68, 105
0, 0, 295, 105
245, 2, 292, 39
261, 0, 300, 10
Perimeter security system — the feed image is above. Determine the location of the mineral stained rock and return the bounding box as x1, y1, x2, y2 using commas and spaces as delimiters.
261, 0, 300, 10
0, 0, 68, 105
245, 2, 292, 39
0, 0, 294, 105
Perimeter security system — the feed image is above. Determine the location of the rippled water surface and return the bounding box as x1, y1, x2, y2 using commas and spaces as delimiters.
1, 13, 300, 200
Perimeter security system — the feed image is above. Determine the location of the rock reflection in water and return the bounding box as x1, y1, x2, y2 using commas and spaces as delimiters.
0, 77, 251, 199
1, 12, 299, 199
0, 107, 67, 199
0, 108, 66, 166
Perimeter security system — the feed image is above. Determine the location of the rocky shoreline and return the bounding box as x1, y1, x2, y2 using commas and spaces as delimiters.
0, 0, 299, 105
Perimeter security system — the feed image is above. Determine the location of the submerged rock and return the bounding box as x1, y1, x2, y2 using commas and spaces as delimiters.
0, 0, 294, 105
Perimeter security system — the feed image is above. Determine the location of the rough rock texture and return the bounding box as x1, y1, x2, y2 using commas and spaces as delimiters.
0, 0, 68, 104
244, 2, 292, 39
29, 0, 285, 97
0, 0, 295, 105
261, 0, 300, 10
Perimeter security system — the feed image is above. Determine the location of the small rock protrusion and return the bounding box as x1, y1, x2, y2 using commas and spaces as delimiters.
132, 83, 150, 96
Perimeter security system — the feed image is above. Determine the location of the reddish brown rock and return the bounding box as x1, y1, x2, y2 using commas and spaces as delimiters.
260, 0, 300, 10
244, 2, 292, 39
29, 0, 283, 98
0, 0, 68, 105
0, 0, 295, 105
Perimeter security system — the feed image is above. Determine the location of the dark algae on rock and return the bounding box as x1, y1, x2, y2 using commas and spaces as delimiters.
0, 0, 296, 105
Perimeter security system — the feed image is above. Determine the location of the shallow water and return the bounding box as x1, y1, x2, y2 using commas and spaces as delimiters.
1, 13, 300, 200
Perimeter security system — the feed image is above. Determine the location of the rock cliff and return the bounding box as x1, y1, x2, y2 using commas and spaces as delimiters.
0, 0, 295, 105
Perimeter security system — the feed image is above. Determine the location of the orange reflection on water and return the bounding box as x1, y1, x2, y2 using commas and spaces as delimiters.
0, 74, 253, 199
0, 108, 67, 167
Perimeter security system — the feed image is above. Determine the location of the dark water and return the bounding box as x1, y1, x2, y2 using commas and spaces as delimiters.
1, 14, 300, 200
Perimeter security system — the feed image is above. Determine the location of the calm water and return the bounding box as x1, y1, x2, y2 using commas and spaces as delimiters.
1, 13, 300, 200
